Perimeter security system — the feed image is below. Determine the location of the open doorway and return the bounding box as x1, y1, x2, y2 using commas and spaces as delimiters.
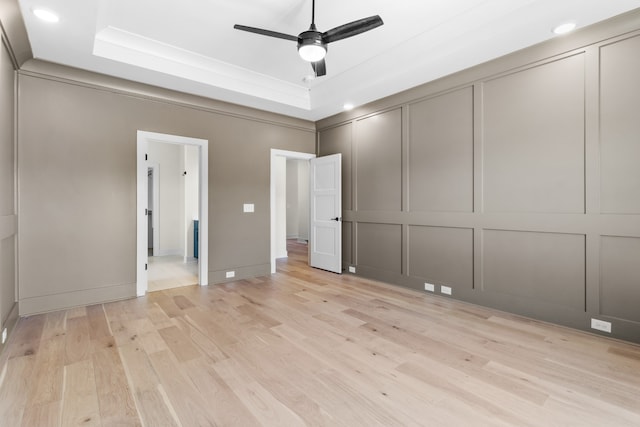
137, 131, 209, 296
270, 149, 315, 273
146, 142, 198, 291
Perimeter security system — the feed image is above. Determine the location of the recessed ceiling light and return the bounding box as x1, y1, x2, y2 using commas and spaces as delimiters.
553, 22, 576, 35
33, 8, 59, 23
343, 103, 354, 111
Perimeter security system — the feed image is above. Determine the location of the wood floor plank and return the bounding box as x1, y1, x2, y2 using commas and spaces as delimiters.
135, 387, 181, 427
148, 292, 186, 318
182, 357, 262, 427
138, 329, 171, 355
236, 303, 282, 328
64, 316, 91, 365
224, 332, 336, 421
118, 342, 179, 426
0, 355, 36, 426
148, 349, 220, 426
225, 329, 399, 426
396, 360, 541, 427
86, 304, 112, 340
172, 294, 196, 310
41, 311, 67, 341
145, 302, 175, 329
92, 346, 140, 426
157, 325, 202, 362
60, 359, 101, 426
65, 306, 87, 320
274, 319, 463, 426
7, 314, 45, 359
213, 357, 308, 427
111, 317, 155, 348
25, 335, 65, 408
174, 316, 229, 363
21, 401, 61, 427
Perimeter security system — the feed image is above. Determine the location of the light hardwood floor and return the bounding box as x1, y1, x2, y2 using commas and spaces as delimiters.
1, 241, 640, 426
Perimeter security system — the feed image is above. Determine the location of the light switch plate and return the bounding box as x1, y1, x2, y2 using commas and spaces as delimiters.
243, 203, 254, 213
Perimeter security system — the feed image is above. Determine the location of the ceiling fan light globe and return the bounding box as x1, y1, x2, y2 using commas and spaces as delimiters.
298, 44, 326, 62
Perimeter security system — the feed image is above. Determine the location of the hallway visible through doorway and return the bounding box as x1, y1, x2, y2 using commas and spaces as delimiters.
148, 255, 198, 292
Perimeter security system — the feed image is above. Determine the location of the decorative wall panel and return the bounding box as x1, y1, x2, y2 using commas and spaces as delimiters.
600, 35, 640, 214
483, 55, 585, 213
408, 88, 473, 212
356, 109, 402, 211
408, 226, 473, 290
483, 230, 585, 310
357, 222, 402, 274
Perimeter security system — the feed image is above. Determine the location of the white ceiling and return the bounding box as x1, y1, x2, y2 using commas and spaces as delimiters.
17, 0, 640, 121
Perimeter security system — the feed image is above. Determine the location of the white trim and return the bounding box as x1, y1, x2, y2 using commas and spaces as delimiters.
137, 137, 148, 296
270, 149, 315, 274
137, 131, 209, 296
94, 26, 311, 110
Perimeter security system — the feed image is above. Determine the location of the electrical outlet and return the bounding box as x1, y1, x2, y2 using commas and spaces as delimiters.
424, 283, 435, 292
1, 328, 6, 344
441, 285, 452, 295
225, 271, 235, 279
591, 318, 611, 333
348, 266, 356, 273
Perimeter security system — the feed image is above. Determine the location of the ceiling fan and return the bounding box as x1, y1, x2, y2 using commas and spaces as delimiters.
234, 0, 383, 77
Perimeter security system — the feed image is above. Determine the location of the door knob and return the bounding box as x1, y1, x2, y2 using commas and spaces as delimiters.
331, 217, 341, 221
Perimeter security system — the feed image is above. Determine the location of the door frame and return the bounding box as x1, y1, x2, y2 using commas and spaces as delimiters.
137, 131, 209, 296
270, 149, 315, 274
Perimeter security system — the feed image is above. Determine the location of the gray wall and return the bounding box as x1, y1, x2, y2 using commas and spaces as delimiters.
17, 61, 315, 314
0, 31, 19, 353
318, 11, 640, 344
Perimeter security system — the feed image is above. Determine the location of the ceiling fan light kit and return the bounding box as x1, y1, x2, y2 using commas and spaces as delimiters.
234, 0, 383, 77
298, 44, 326, 62
298, 28, 327, 62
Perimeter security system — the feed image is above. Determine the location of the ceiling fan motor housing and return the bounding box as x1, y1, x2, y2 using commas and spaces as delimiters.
298, 29, 327, 62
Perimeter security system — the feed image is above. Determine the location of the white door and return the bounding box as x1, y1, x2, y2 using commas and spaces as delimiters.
309, 153, 342, 273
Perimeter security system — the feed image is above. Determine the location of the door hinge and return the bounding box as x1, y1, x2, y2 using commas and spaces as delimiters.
145, 154, 148, 161
145, 263, 148, 271
145, 208, 148, 216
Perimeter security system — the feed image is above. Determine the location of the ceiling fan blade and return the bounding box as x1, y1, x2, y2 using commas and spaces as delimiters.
311, 59, 326, 77
233, 24, 298, 42
322, 15, 383, 44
